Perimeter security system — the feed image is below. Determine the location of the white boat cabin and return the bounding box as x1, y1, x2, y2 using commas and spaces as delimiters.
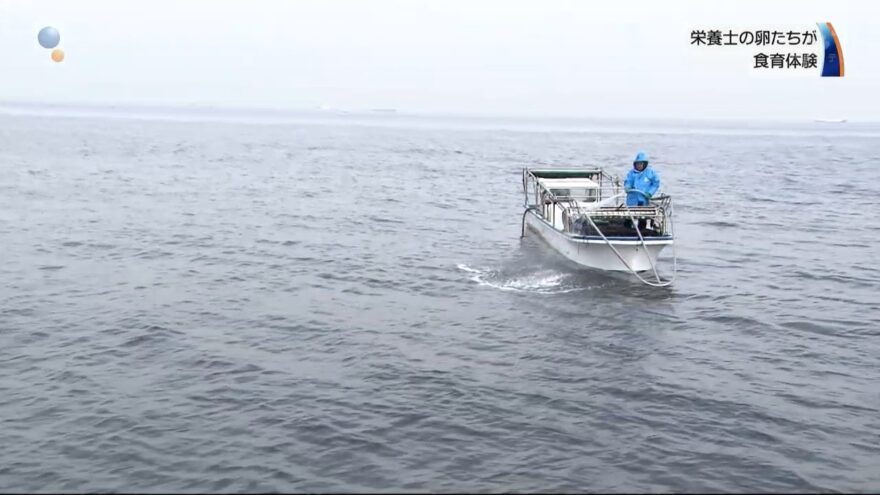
536, 177, 601, 230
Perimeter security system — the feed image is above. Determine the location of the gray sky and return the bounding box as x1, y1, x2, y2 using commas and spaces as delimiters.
1, 0, 878, 120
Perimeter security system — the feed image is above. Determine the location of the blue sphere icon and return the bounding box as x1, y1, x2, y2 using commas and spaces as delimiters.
38, 26, 61, 49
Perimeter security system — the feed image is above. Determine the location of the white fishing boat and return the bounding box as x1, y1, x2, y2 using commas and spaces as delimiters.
521, 168, 676, 286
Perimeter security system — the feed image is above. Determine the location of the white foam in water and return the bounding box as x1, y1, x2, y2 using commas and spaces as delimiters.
457, 264, 584, 294
456, 264, 484, 274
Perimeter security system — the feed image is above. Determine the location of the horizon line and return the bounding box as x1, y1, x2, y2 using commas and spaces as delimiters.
0, 99, 868, 125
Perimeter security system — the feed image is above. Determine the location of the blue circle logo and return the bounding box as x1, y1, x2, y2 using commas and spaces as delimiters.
38, 26, 61, 49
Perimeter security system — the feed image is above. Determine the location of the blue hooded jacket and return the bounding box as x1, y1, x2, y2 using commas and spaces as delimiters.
624, 161, 660, 206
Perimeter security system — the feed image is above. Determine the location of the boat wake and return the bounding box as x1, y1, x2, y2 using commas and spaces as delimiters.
457, 264, 586, 294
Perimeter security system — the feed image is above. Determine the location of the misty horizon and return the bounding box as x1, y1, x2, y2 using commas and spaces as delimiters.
0, 99, 867, 125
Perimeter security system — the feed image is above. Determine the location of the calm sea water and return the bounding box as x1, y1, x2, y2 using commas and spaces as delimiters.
1, 111, 878, 492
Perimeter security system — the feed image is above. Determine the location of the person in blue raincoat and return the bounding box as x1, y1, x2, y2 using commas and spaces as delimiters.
623, 151, 660, 231
624, 151, 660, 206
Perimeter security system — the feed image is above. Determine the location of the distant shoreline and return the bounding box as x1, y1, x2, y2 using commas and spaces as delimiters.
0, 101, 877, 137
0, 100, 872, 125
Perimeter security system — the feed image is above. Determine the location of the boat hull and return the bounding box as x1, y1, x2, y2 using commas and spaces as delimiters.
525, 210, 671, 272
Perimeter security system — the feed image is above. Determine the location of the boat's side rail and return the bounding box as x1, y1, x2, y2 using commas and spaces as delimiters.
646, 194, 672, 212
